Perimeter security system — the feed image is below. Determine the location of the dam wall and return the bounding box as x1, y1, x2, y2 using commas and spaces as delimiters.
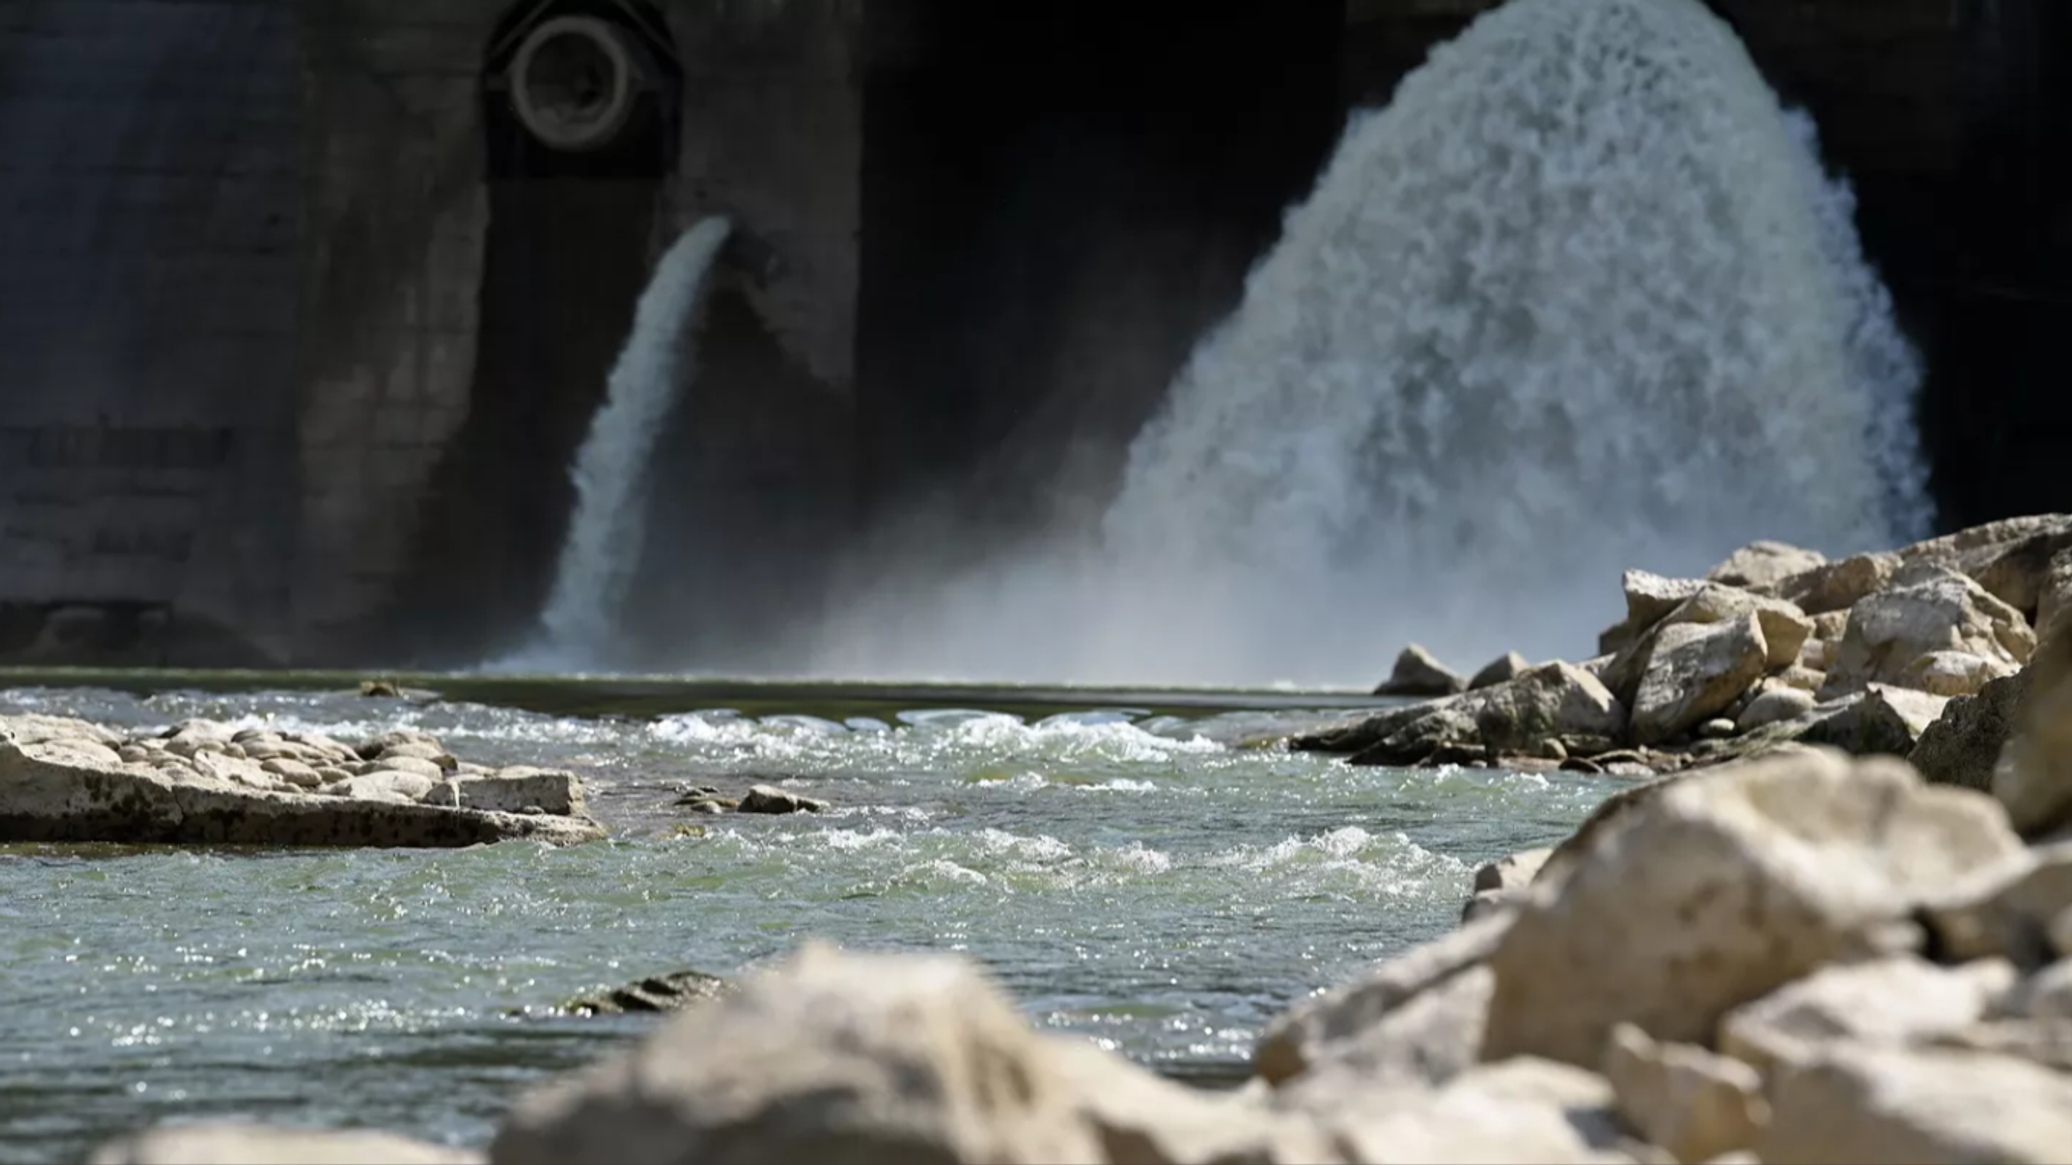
0, 0, 2065, 667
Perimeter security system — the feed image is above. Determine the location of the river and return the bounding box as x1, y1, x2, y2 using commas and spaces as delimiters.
0, 674, 1610, 1163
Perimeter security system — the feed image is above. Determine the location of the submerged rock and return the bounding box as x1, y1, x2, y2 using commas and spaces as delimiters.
737, 785, 828, 814
0, 715, 604, 847
563, 969, 729, 1016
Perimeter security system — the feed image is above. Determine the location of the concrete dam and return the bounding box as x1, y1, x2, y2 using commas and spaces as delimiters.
0, 0, 2066, 672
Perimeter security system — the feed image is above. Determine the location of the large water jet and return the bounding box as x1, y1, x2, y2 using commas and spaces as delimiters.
514, 216, 732, 670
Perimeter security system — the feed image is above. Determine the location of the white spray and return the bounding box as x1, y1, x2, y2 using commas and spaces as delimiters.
805, 0, 1933, 687
518, 216, 732, 669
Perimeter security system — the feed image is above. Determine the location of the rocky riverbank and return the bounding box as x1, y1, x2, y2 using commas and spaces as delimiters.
1300, 514, 2072, 781
0, 716, 606, 847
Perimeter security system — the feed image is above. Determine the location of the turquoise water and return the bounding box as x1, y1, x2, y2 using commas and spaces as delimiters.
0, 681, 1609, 1163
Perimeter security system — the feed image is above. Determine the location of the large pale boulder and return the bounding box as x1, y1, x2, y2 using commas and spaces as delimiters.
1255, 913, 1510, 1085
1601, 1024, 1766, 1165
489, 943, 1105, 1165
1598, 570, 1706, 656
1373, 645, 1467, 697
1900, 513, 2072, 616
1790, 686, 1948, 758
1994, 619, 2072, 836
1627, 616, 1769, 746
89, 1125, 478, 1165
1708, 540, 1827, 590
1481, 749, 2024, 1068
1329, 1058, 1633, 1164
1821, 566, 2034, 700
1761, 552, 1898, 616
1923, 843, 2072, 969
1733, 684, 1815, 735
1043, 1039, 1340, 1165
1664, 585, 1813, 669
1718, 957, 2016, 1076
1907, 671, 2027, 792
1899, 650, 2019, 698
1758, 1044, 2072, 1165
1275, 965, 1494, 1110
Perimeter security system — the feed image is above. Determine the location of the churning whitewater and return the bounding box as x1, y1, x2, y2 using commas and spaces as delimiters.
1086, 0, 1932, 680
522, 217, 732, 669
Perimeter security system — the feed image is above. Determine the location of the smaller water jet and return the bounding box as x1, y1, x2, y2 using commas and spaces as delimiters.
512, 216, 732, 670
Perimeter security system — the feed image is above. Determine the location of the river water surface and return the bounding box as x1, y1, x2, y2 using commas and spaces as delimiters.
0, 676, 1610, 1163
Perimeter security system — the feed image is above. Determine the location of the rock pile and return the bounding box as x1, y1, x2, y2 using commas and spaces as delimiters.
0, 715, 604, 847
1306, 514, 2072, 777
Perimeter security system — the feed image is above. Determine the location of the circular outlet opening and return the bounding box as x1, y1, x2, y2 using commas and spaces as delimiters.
509, 15, 642, 152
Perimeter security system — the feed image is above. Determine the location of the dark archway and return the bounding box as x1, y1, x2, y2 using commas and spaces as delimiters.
388, 0, 681, 663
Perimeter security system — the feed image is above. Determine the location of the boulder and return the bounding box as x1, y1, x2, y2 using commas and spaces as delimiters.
1601, 1023, 1766, 1165
1707, 540, 1827, 590
1995, 622, 2072, 836
1274, 965, 1494, 1108
1733, 684, 1815, 735
1475, 848, 1553, 894
1598, 570, 1705, 656
1907, 671, 2027, 792
1790, 686, 1948, 758
1627, 616, 1769, 746
1328, 1057, 1632, 1165
489, 943, 1104, 1165
1480, 749, 2023, 1068
1339, 664, 1625, 767
1254, 912, 1510, 1085
88, 1124, 479, 1165
1470, 651, 1531, 691
1923, 843, 2072, 969
2035, 546, 2072, 640
1043, 1039, 1339, 1165
1761, 552, 1898, 616
1931, 1019, 2072, 1073
1373, 644, 1468, 697
737, 785, 828, 814
1718, 957, 2016, 1076
1903, 514, 2072, 616
1664, 584, 1814, 670
1898, 650, 2018, 698
2001, 959, 2072, 1020
1758, 1045, 2072, 1165
1820, 566, 2034, 700
0, 719, 603, 847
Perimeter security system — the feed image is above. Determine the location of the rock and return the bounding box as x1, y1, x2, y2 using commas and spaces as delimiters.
565, 969, 729, 1016
1045, 1039, 1338, 1165
1698, 719, 1736, 740
369, 754, 448, 780
1774, 665, 1825, 693
88, 1123, 479, 1164
0, 730, 603, 848
1758, 1044, 2072, 1165
736, 784, 827, 814
1923, 843, 2072, 969
1900, 650, 2019, 698
1931, 1018, 2072, 1072
1535, 774, 1686, 890
262, 758, 323, 789
1907, 671, 2027, 792
1734, 684, 1815, 734
2036, 547, 2072, 641
1329, 1057, 1631, 1165
1821, 566, 2034, 700
1667, 584, 1815, 670
1599, 570, 1707, 656
1761, 551, 1899, 616
1601, 1024, 1766, 1165
1470, 651, 1531, 691
1910, 514, 2072, 616
354, 729, 445, 760
1339, 664, 1625, 767
488, 943, 1104, 1165
1475, 848, 1553, 894
1255, 911, 1510, 1085
1276, 965, 1495, 1108
458, 768, 585, 816
1481, 749, 2023, 1068
2000, 959, 2072, 1019
1792, 685, 1948, 757
1708, 540, 1827, 590
1374, 644, 1468, 697
1718, 957, 2016, 1076
1995, 621, 2072, 836
328, 771, 437, 804
1628, 616, 1769, 746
